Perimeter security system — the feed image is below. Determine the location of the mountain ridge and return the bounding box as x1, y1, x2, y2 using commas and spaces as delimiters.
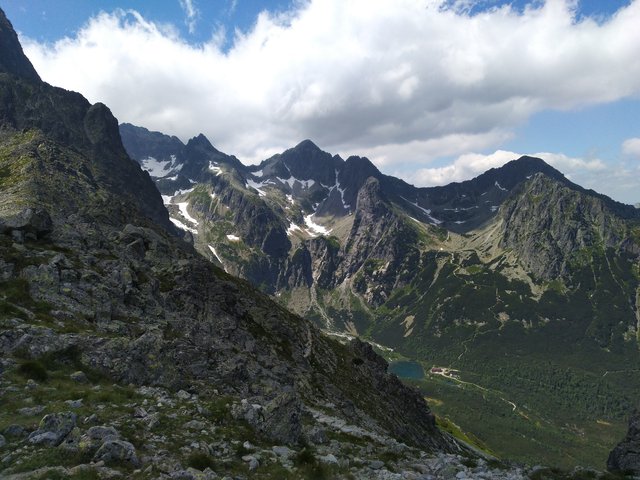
122, 121, 640, 468
0, 9, 474, 479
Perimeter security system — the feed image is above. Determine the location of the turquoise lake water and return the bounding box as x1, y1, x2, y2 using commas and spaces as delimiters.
388, 361, 424, 380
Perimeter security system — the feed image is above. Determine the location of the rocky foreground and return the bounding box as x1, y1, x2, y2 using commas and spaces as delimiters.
0, 364, 622, 480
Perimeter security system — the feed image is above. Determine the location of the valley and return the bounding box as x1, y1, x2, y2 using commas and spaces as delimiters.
120, 123, 640, 469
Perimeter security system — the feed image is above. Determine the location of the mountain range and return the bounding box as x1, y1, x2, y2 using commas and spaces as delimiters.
1, 3, 639, 477
120, 121, 640, 468
0, 8, 487, 480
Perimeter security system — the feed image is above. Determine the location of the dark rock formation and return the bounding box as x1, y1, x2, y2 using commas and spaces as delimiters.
608, 410, 640, 474
0, 8, 40, 82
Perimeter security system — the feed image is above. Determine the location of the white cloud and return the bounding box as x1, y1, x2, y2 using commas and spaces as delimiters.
178, 0, 199, 34
409, 150, 606, 186
404, 149, 640, 205
622, 138, 640, 158
21, 0, 640, 170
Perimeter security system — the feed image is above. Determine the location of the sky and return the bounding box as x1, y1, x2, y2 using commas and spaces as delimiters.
3, 0, 640, 204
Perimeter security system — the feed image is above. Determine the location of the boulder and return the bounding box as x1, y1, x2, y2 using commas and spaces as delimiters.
1, 208, 52, 240
93, 439, 140, 467
608, 410, 640, 474
28, 412, 77, 446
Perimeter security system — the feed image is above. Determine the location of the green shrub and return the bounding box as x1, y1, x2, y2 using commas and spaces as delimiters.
186, 452, 216, 471
17, 360, 48, 382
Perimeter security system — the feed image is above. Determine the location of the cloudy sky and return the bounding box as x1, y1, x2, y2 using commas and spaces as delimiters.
4, 0, 640, 204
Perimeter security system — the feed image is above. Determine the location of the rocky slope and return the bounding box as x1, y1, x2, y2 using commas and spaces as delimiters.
0, 8, 487, 479
122, 122, 640, 467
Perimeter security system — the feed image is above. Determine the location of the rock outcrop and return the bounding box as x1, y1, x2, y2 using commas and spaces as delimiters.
608, 410, 640, 474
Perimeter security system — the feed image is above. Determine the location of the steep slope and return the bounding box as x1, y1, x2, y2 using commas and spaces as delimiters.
0, 9, 466, 479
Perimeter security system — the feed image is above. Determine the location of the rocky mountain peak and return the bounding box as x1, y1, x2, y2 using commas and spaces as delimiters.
0, 8, 40, 82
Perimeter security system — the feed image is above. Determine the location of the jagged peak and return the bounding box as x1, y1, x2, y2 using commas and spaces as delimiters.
0, 8, 41, 82
293, 139, 322, 152
188, 133, 214, 149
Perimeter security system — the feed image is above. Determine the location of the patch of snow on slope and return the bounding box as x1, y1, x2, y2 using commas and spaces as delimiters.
246, 179, 269, 196
277, 177, 315, 189
399, 196, 442, 225
226, 235, 240, 242
140, 156, 173, 177
170, 217, 197, 234
176, 202, 199, 226
304, 214, 331, 237
287, 223, 302, 236
208, 245, 226, 271
162, 186, 196, 206
490, 205, 499, 212
286, 194, 294, 205
208, 161, 223, 176
334, 170, 350, 209
495, 181, 507, 191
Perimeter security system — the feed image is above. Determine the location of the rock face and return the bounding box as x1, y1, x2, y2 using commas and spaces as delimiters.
608, 410, 640, 474
500, 173, 635, 280
0, 8, 40, 82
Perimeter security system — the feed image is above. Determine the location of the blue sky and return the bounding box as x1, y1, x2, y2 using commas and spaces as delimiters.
3, 0, 640, 203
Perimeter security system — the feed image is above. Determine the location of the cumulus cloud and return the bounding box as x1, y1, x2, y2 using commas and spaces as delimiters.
407, 150, 604, 186
22, 0, 640, 169
178, 0, 199, 34
622, 138, 640, 158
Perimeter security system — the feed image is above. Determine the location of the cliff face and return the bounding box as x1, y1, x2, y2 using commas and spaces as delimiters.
499, 173, 636, 281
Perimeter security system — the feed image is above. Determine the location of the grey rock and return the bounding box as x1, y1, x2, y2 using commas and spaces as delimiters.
370, 460, 385, 470
93, 439, 140, 467
3, 424, 26, 438
306, 426, 328, 445
260, 391, 302, 445
319, 453, 338, 464
70, 371, 89, 383
608, 410, 640, 474
28, 412, 77, 446
272, 445, 295, 460
0, 434, 5, 447
65, 399, 83, 408
183, 420, 207, 431
79, 425, 120, 453
3, 208, 53, 239
17, 405, 44, 416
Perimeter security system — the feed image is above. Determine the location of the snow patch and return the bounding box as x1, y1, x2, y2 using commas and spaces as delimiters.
490, 205, 499, 212
334, 170, 350, 209
495, 181, 507, 191
226, 235, 240, 242
286, 194, 295, 205
277, 177, 315, 190
170, 217, 197, 234
454, 220, 467, 225
399, 196, 442, 225
176, 202, 199, 226
140, 156, 172, 177
287, 223, 302, 236
208, 245, 226, 271
246, 179, 270, 196
304, 214, 331, 237
162, 186, 196, 206
208, 161, 223, 176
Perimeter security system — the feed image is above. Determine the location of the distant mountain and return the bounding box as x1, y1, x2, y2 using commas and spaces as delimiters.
0, 8, 464, 479
122, 122, 640, 468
